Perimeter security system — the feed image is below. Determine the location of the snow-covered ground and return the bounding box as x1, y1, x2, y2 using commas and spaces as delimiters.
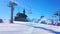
0, 20, 60, 34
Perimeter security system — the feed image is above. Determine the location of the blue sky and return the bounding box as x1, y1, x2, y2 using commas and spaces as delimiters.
0, 0, 60, 20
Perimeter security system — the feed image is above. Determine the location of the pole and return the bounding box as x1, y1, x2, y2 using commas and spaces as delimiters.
10, 6, 14, 23
8, 1, 17, 23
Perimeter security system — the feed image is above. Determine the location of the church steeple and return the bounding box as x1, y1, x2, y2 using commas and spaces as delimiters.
23, 9, 25, 14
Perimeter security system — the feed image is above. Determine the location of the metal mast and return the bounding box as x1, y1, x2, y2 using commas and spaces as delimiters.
54, 11, 60, 23
8, 0, 17, 23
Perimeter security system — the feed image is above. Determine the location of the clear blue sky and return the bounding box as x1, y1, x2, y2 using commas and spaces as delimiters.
0, 0, 60, 20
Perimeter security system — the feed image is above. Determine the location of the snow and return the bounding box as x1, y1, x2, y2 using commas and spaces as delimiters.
0, 20, 60, 34
0, 23, 34, 34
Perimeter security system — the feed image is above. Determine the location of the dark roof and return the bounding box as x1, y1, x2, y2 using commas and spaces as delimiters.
16, 12, 27, 17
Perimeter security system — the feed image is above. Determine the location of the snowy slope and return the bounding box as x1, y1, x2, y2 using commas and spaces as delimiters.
0, 20, 60, 34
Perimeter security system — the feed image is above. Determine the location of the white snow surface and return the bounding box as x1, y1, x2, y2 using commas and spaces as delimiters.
0, 20, 60, 34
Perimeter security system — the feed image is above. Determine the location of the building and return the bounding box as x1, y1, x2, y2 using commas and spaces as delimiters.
14, 9, 28, 22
